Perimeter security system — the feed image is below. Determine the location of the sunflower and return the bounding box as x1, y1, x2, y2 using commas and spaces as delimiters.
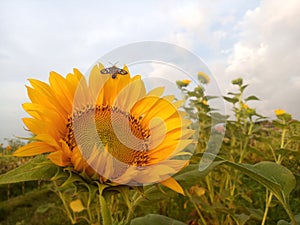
274, 109, 286, 116
197, 71, 210, 84
14, 63, 194, 194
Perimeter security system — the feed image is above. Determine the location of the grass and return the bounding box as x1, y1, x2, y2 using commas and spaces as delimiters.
0, 186, 86, 225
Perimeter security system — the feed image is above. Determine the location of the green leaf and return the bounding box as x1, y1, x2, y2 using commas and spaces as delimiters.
277, 213, 300, 225
232, 78, 243, 86
277, 220, 291, 225
224, 160, 295, 200
276, 113, 292, 122
134, 187, 163, 207
227, 91, 239, 96
0, 155, 59, 185
220, 157, 296, 224
35, 203, 55, 214
235, 213, 251, 225
130, 214, 186, 225
273, 120, 286, 129
240, 84, 249, 92
174, 160, 224, 187
194, 153, 297, 224
58, 169, 85, 188
275, 148, 300, 159
245, 95, 260, 101
111, 185, 132, 210
224, 96, 239, 104
243, 207, 264, 221
205, 95, 218, 100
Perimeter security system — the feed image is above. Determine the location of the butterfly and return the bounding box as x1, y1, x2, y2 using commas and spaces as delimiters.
100, 65, 128, 79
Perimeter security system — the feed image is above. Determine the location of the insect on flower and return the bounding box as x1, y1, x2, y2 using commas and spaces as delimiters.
100, 64, 128, 79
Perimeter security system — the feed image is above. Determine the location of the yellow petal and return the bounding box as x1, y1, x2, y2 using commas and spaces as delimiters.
72, 76, 92, 110
89, 65, 108, 102
131, 74, 142, 81
163, 95, 175, 102
22, 103, 42, 119
149, 139, 193, 159
49, 71, 73, 112
26, 86, 54, 109
141, 98, 177, 124
22, 103, 65, 127
114, 78, 146, 111
13, 142, 55, 157
274, 109, 286, 116
34, 134, 59, 149
66, 70, 82, 91
28, 79, 53, 99
146, 86, 165, 97
47, 151, 71, 167
26, 82, 67, 118
160, 177, 185, 195
22, 118, 62, 140
130, 96, 160, 117
70, 146, 85, 171
73, 68, 85, 80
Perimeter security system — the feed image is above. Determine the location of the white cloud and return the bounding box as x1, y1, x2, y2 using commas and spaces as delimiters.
223, 0, 300, 119
162, 1, 218, 50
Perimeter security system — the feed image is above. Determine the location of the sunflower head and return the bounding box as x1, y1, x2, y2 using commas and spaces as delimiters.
274, 109, 286, 116
14, 63, 194, 194
176, 79, 191, 88
197, 71, 210, 84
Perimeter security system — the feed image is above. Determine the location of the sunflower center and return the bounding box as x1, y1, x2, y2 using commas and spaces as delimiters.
65, 105, 151, 166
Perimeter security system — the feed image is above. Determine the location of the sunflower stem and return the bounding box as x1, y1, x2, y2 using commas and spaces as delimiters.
261, 190, 273, 225
54, 184, 76, 224
125, 190, 139, 223
98, 183, 113, 225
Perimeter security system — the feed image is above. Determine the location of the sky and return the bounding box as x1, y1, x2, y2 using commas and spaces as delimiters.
0, 0, 299, 143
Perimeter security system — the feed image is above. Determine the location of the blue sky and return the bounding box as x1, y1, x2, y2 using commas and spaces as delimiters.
0, 0, 299, 143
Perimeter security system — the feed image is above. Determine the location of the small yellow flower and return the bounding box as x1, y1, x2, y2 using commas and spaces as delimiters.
6, 145, 12, 151
182, 79, 191, 85
242, 103, 249, 109
197, 72, 210, 84
274, 109, 286, 116
202, 99, 208, 105
69, 199, 85, 213
190, 185, 205, 197
176, 80, 191, 87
